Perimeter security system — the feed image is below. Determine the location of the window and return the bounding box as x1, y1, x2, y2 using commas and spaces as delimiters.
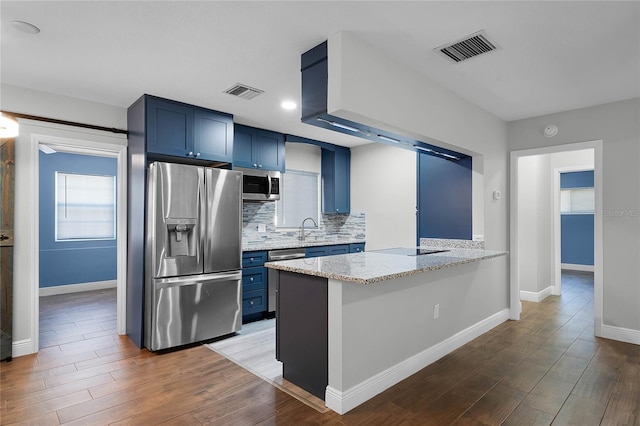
560, 188, 594, 214
55, 172, 116, 240
276, 169, 319, 228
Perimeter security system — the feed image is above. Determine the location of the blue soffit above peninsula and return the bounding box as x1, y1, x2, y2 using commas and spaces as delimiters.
300, 40, 470, 162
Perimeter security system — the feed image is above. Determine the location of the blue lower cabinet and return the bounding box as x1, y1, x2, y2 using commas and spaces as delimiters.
327, 244, 349, 255
306, 244, 355, 258
349, 243, 365, 253
305, 246, 328, 258
243, 289, 267, 316
242, 251, 268, 322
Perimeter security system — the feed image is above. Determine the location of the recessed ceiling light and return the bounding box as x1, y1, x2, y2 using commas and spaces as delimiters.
12, 20, 41, 34
281, 100, 297, 110
0, 113, 19, 138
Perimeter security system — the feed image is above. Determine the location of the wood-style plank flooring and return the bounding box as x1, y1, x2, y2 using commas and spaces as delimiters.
1, 271, 639, 425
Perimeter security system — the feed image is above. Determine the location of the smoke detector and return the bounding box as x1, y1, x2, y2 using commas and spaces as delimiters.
224, 83, 264, 100
434, 30, 499, 63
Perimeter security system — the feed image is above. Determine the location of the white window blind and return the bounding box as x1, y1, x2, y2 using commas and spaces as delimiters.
56, 172, 116, 240
276, 169, 319, 228
560, 188, 594, 214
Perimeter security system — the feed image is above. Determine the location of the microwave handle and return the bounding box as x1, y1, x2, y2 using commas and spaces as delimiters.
267, 174, 272, 198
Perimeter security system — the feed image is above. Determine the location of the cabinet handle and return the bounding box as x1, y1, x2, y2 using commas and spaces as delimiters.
188, 151, 194, 156
250, 277, 254, 282
253, 163, 257, 168
250, 300, 254, 306
258, 164, 262, 168
250, 257, 254, 262
195, 152, 201, 157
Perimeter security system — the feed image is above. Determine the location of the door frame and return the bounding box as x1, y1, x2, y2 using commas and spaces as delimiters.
13, 119, 127, 355
509, 140, 603, 336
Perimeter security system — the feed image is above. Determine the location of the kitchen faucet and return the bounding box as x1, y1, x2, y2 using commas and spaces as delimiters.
299, 217, 318, 241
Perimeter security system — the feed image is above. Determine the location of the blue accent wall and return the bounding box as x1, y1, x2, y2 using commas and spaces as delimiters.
561, 170, 594, 266
417, 153, 472, 240
561, 170, 594, 188
39, 152, 117, 288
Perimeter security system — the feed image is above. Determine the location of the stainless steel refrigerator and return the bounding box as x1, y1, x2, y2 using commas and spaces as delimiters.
145, 162, 242, 351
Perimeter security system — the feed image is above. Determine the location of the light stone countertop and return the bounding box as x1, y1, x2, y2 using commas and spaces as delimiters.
242, 239, 365, 252
264, 247, 507, 284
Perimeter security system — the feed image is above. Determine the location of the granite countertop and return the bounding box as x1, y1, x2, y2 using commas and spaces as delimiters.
242, 239, 366, 252
264, 247, 507, 284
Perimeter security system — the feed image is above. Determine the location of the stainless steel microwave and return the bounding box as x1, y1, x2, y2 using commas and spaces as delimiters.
237, 168, 281, 201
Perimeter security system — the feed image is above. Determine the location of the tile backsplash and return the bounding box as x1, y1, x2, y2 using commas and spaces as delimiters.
242, 201, 365, 248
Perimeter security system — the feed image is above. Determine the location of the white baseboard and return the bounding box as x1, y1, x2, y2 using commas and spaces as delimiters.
601, 324, 640, 345
520, 286, 553, 303
561, 263, 595, 272
324, 308, 511, 414
12, 338, 36, 358
39, 280, 116, 297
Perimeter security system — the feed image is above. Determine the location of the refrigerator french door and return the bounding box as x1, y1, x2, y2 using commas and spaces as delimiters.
145, 162, 242, 351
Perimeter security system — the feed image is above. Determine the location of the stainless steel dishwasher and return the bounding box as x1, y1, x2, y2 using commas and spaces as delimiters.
267, 248, 306, 313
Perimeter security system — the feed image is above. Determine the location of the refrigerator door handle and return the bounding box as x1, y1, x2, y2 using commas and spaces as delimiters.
154, 272, 242, 289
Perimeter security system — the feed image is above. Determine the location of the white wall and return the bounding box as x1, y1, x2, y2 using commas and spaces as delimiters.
329, 32, 508, 250
517, 154, 552, 293
284, 142, 321, 173
508, 98, 640, 335
350, 143, 416, 250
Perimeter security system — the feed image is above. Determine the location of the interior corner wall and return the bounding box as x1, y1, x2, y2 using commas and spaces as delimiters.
508, 97, 640, 332
328, 31, 508, 251
517, 154, 552, 293
350, 143, 416, 250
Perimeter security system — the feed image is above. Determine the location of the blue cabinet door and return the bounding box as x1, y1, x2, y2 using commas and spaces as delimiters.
305, 247, 328, 258
233, 125, 255, 168
349, 243, 365, 253
146, 97, 194, 158
233, 125, 285, 172
193, 109, 233, 162
255, 130, 285, 172
321, 147, 350, 214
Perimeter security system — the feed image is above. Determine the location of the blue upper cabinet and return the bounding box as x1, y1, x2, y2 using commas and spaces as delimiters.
193, 108, 233, 162
233, 124, 285, 172
145, 95, 233, 162
321, 147, 350, 214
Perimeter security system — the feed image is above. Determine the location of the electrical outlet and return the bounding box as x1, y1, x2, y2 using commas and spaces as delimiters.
257, 224, 266, 233
433, 304, 440, 319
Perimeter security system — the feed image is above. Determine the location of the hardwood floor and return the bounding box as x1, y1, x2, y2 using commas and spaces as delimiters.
1, 272, 638, 425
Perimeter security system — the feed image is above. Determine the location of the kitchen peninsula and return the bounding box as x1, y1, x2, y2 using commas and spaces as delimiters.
266, 245, 508, 414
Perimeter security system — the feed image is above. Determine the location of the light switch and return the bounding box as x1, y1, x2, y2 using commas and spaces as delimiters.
492, 190, 501, 200
257, 224, 266, 233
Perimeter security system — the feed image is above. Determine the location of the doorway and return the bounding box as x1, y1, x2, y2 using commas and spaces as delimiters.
38, 150, 119, 349
12, 119, 127, 356
509, 140, 603, 337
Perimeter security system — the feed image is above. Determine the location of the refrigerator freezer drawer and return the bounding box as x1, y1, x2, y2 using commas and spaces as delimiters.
146, 272, 242, 351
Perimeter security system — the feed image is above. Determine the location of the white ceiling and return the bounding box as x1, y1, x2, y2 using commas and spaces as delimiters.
2, 1, 639, 148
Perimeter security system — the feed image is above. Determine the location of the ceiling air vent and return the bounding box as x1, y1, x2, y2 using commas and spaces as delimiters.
434, 30, 499, 63
224, 83, 264, 100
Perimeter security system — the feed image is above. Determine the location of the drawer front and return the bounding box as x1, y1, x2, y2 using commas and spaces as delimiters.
243, 289, 267, 315
305, 247, 327, 258
327, 244, 349, 255
242, 251, 267, 268
349, 243, 365, 253
242, 268, 266, 291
